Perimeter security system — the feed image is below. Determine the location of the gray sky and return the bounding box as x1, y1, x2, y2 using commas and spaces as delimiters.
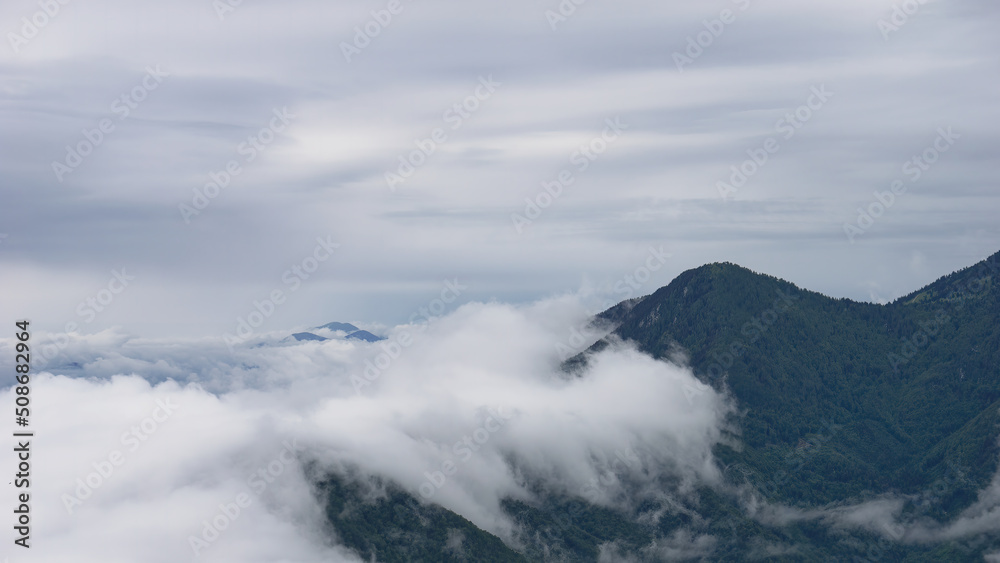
2, 0, 998, 338
3, 4, 999, 559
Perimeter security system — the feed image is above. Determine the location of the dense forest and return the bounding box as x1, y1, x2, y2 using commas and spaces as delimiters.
319, 252, 1000, 561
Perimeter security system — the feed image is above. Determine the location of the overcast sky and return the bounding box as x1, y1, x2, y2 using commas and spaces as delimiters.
1, 0, 998, 338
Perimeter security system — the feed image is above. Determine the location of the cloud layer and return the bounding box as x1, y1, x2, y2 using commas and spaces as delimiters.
1, 0, 998, 337
2, 297, 732, 561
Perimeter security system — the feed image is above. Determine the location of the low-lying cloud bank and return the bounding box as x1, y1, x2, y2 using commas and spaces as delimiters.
744, 454, 1000, 551
2, 296, 733, 562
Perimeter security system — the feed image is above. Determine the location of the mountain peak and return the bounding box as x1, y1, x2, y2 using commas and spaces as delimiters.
895, 250, 1000, 307
346, 330, 385, 343
291, 332, 328, 342
316, 321, 360, 332
580, 250, 1000, 514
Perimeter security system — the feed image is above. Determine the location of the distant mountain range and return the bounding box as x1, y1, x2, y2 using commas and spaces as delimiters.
318, 251, 1000, 561
345, 330, 384, 342
287, 323, 386, 343
291, 332, 328, 342
317, 322, 361, 333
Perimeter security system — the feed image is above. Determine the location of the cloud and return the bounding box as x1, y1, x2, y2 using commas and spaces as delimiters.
597, 529, 717, 562
907, 461, 1000, 543
745, 455, 1000, 547
1, 0, 999, 338
1, 296, 732, 561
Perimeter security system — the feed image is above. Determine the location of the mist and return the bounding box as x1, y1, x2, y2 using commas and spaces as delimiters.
1, 296, 733, 561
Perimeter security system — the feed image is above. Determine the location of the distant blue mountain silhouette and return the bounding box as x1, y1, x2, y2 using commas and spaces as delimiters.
291, 332, 328, 342
345, 330, 385, 342
316, 322, 360, 332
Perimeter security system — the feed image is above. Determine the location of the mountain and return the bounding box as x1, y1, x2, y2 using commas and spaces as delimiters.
291, 332, 328, 342
316, 471, 527, 562
592, 251, 1000, 508
317, 252, 1000, 561
283, 325, 385, 344
312, 321, 385, 342
317, 321, 361, 333
346, 330, 385, 343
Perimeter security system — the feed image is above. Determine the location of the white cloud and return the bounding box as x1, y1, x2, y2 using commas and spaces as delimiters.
1, 296, 732, 561
1, 0, 998, 338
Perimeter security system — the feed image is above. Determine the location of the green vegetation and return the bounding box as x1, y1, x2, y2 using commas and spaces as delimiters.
605, 251, 1000, 507
318, 252, 1000, 561
317, 471, 528, 562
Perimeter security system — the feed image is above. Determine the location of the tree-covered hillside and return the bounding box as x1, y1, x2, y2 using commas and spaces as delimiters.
601, 251, 1000, 509
317, 252, 1000, 561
